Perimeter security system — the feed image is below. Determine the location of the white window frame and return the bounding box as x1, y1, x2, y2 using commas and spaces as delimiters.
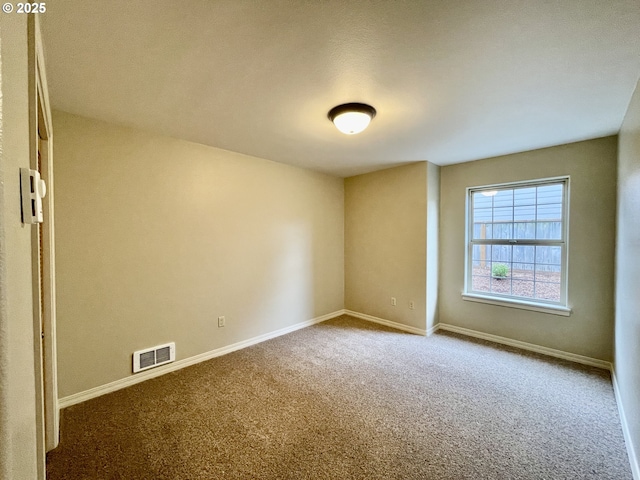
462, 176, 571, 316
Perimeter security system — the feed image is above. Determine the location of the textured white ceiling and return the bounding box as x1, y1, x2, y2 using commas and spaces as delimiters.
40, 0, 640, 177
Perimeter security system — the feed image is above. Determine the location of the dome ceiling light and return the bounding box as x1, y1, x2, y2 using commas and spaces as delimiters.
328, 103, 376, 135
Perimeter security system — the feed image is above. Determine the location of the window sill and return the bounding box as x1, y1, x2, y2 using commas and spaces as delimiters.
462, 293, 572, 317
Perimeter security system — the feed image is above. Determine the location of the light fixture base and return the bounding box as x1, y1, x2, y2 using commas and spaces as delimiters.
328, 103, 376, 135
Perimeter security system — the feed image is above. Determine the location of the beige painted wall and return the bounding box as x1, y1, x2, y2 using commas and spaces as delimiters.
439, 137, 617, 361
0, 14, 40, 479
616, 78, 640, 472
345, 162, 439, 331
53, 111, 344, 398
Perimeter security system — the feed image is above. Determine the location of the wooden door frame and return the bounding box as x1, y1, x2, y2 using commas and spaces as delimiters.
28, 14, 58, 462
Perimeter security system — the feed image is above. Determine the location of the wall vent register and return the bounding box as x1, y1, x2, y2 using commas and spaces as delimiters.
133, 342, 175, 373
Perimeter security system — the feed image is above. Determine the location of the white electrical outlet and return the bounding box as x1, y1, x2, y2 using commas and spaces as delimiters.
409, 301, 415, 310
391, 297, 397, 306
218, 316, 225, 327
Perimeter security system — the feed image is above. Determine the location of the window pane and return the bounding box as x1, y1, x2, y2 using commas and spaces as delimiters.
472, 244, 491, 267
473, 255, 556, 300
473, 222, 492, 240
469, 243, 562, 303
512, 279, 534, 298
536, 206, 562, 241
514, 203, 535, 239
472, 183, 565, 242
493, 207, 513, 223
536, 220, 562, 240
472, 245, 492, 293
490, 245, 511, 263
493, 221, 512, 239
534, 277, 561, 302
490, 247, 512, 295
534, 247, 562, 302
514, 187, 536, 206
490, 273, 511, 295
493, 189, 513, 208
473, 193, 493, 209
536, 203, 562, 220
536, 184, 563, 205
472, 193, 492, 239
514, 222, 535, 239
514, 205, 535, 221
472, 274, 491, 293
535, 246, 561, 266
473, 207, 493, 223
512, 246, 535, 277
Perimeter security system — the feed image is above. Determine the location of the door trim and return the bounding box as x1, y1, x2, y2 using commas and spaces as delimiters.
28, 14, 58, 459
36, 14, 58, 454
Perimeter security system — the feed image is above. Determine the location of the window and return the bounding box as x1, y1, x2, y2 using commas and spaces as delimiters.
463, 177, 570, 315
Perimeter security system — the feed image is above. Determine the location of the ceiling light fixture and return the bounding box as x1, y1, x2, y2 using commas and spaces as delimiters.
328, 103, 376, 135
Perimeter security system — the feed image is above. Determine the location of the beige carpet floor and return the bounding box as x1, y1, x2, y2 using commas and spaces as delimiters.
47, 315, 631, 479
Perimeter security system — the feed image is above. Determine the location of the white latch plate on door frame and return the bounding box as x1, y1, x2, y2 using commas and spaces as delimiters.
20, 168, 46, 224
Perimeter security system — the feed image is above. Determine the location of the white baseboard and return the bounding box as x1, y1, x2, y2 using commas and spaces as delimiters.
612, 367, 640, 480
435, 323, 612, 370
344, 310, 427, 336
58, 310, 344, 409
426, 323, 439, 337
